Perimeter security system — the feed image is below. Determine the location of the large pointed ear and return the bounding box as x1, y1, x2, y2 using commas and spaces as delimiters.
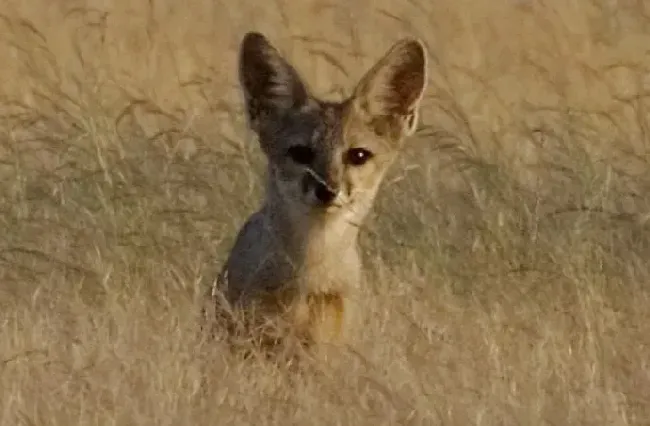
352, 39, 427, 139
238, 32, 310, 134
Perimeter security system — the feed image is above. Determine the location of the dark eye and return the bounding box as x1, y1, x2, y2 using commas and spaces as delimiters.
345, 148, 374, 166
287, 145, 315, 165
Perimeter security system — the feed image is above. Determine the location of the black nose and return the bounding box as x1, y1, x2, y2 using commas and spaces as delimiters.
314, 182, 337, 205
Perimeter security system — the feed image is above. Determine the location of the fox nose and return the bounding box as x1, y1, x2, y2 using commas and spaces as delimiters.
314, 182, 337, 205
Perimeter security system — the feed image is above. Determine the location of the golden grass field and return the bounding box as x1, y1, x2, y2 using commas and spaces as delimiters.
1, 0, 650, 424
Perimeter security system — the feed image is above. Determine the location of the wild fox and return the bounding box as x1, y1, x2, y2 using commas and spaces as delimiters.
204, 31, 427, 352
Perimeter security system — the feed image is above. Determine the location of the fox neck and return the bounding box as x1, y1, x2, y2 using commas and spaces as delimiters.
263, 182, 362, 272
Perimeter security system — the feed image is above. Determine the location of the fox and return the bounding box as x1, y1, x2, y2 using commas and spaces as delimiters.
203, 31, 427, 354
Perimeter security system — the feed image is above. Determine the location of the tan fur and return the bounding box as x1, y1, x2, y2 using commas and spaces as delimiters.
203, 32, 428, 353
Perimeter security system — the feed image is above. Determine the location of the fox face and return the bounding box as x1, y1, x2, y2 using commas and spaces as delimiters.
238, 32, 427, 223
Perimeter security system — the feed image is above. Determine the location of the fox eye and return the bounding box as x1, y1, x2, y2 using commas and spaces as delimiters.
287, 145, 315, 165
345, 147, 374, 166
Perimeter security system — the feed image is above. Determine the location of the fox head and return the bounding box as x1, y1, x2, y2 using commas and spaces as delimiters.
238, 32, 427, 223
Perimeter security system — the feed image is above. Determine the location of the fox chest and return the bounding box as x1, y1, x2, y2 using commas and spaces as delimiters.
293, 253, 362, 342
261, 251, 361, 343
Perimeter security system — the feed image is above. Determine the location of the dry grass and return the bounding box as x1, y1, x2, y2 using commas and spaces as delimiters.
1, 0, 650, 424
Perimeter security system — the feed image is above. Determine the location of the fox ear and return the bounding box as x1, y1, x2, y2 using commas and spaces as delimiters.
238, 32, 310, 134
352, 39, 427, 139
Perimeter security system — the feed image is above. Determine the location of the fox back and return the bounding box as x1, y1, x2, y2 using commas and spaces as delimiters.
206, 32, 427, 350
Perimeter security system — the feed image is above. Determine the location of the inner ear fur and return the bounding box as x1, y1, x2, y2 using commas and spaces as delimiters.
238, 32, 311, 134
352, 38, 427, 138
